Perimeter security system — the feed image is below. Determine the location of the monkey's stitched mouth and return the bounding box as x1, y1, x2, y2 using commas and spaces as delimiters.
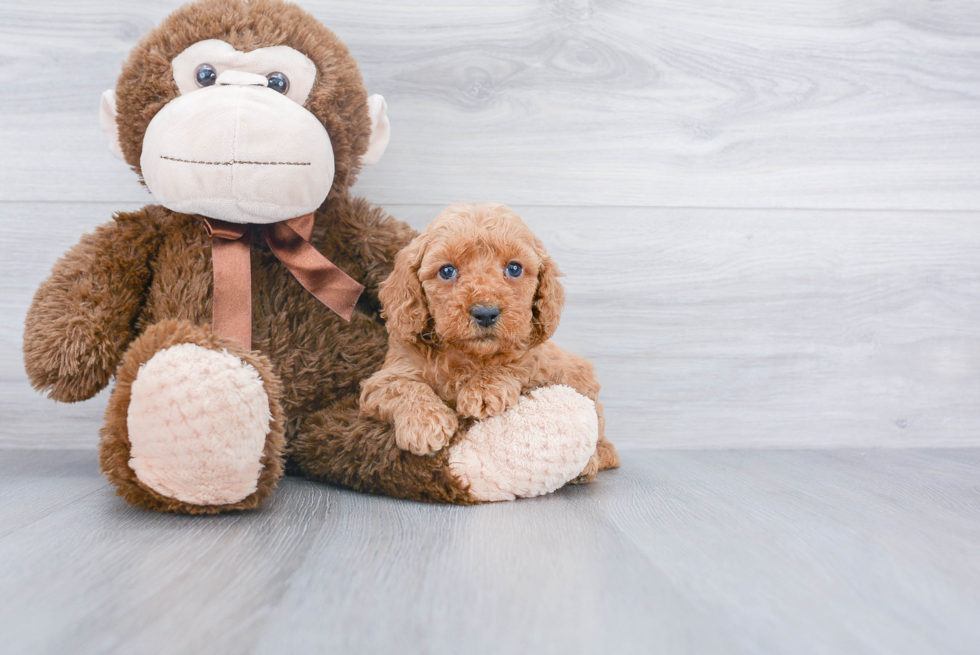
160, 156, 311, 166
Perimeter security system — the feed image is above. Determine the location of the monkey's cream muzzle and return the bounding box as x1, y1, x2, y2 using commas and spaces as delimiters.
140, 75, 335, 225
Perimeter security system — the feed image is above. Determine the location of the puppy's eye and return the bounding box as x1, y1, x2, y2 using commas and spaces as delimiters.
266, 72, 289, 94
195, 64, 217, 87
438, 264, 457, 280
505, 262, 523, 278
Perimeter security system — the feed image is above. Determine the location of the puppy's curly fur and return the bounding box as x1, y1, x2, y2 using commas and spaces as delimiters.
361, 202, 619, 481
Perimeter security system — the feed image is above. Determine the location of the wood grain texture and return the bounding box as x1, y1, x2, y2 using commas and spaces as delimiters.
1, 448, 978, 654
3, 5, 978, 651
5, 203, 980, 449
0, 0, 978, 208
2, 2, 979, 449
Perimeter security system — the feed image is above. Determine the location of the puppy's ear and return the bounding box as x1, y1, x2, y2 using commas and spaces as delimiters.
379, 236, 429, 341
532, 255, 565, 344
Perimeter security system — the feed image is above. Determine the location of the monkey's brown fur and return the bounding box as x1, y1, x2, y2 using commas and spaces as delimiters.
23, 0, 479, 512
361, 203, 619, 478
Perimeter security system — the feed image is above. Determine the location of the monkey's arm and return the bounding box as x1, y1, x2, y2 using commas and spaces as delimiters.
24, 209, 164, 403
318, 196, 416, 318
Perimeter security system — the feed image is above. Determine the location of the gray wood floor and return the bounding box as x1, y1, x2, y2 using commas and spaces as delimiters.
1, 448, 978, 655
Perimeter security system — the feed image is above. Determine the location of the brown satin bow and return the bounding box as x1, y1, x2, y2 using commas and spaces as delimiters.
203, 213, 364, 350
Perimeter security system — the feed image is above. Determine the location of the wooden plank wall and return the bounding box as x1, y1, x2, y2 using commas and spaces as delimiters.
1, 0, 978, 449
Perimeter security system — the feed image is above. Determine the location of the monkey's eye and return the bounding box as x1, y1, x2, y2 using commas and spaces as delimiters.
438, 265, 457, 281
195, 64, 217, 87
266, 72, 289, 94
505, 262, 523, 278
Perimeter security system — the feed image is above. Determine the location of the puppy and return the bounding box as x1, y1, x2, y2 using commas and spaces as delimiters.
360, 202, 619, 482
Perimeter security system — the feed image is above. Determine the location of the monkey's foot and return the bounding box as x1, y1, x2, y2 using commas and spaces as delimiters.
127, 343, 271, 505
100, 320, 285, 514
447, 385, 599, 502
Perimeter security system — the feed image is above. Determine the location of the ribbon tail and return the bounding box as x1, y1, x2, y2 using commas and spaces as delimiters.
267, 221, 364, 322
208, 224, 253, 350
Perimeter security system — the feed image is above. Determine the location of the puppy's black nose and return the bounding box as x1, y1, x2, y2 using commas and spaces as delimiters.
470, 304, 501, 328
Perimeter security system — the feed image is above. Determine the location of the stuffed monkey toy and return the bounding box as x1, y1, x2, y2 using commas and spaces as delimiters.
23, 0, 604, 513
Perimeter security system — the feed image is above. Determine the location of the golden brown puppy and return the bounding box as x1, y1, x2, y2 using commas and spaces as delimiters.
361, 202, 619, 482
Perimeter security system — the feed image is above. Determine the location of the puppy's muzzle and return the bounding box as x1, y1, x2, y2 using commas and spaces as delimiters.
470, 304, 501, 329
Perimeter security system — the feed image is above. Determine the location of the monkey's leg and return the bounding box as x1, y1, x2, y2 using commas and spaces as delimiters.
448, 385, 599, 500
292, 385, 599, 504
290, 395, 476, 504
99, 320, 286, 514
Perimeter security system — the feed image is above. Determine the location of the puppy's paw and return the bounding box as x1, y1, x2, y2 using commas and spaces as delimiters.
569, 451, 600, 485
456, 378, 521, 420
394, 403, 458, 455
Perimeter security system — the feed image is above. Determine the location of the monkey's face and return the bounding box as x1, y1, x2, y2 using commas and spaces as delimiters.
101, 0, 389, 225
138, 40, 339, 224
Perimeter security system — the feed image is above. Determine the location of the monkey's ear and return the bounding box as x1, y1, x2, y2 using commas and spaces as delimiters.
360, 94, 390, 166
99, 90, 125, 161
